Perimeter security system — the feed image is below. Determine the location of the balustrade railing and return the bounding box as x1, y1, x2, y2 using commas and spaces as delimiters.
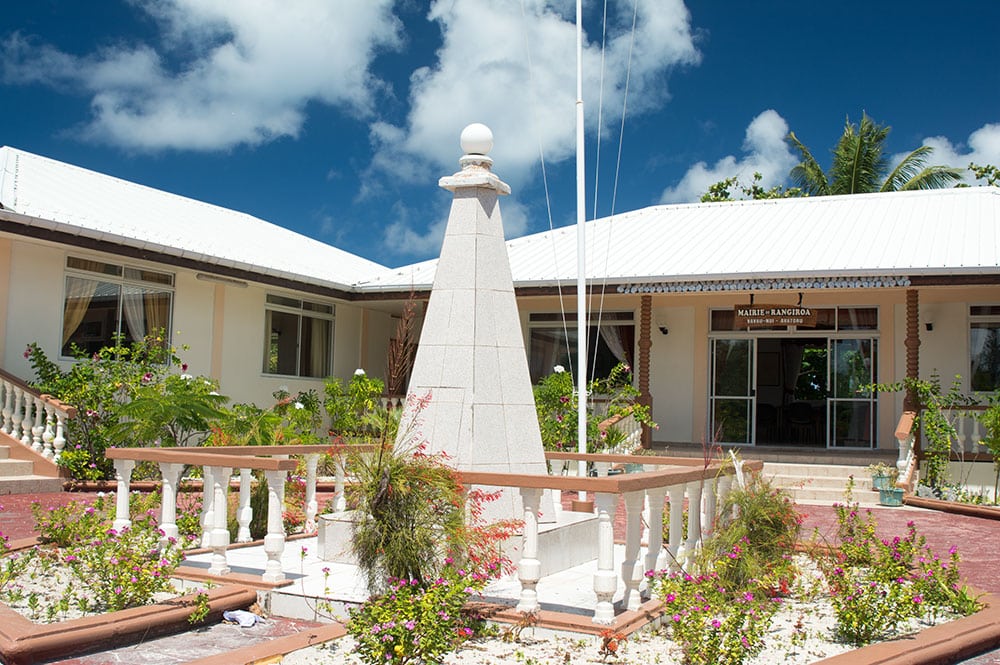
104, 445, 757, 624
939, 406, 989, 456
0, 368, 75, 462
895, 411, 917, 492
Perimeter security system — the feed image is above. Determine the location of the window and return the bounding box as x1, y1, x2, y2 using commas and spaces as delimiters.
970, 306, 1000, 391
527, 312, 634, 383
61, 257, 174, 356
263, 294, 334, 378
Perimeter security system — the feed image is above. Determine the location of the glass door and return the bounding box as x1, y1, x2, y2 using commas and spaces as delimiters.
828, 338, 877, 448
710, 338, 755, 444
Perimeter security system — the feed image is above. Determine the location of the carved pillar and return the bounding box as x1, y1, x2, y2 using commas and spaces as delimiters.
516, 487, 542, 614
638, 295, 653, 448
903, 289, 921, 457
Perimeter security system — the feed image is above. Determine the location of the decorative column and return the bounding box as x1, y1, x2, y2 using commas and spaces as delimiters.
236, 468, 254, 543
592, 493, 618, 624
684, 481, 704, 562
1, 380, 13, 433
208, 466, 232, 575
516, 487, 542, 614
904, 289, 921, 412
10, 387, 23, 446
112, 459, 135, 532
638, 295, 653, 448
644, 485, 667, 576
333, 458, 347, 513
31, 398, 45, 453
262, 469, 287, 583
620, 491, 645, 611
42, 405, 56, 458
158, 462, 184, 545
304, 453, 320, 533
667, 484, 685, 571
200, 466, 216, 548
702, 477, 718, 538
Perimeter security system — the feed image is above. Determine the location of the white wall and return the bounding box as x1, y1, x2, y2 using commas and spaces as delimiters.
649, 305, 695, 442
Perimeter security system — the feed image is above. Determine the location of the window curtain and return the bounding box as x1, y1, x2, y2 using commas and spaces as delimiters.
302, 316, 330, 378
598, 324, 635, 368
122, 285, 146, 342
62, 276, 99, 346
144, 291, 170, 340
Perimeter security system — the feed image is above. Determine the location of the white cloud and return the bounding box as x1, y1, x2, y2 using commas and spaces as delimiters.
894, 123, 1000, 185
659, 109, 798, 203
1, 1, 402, 150
370, 0, 698, 254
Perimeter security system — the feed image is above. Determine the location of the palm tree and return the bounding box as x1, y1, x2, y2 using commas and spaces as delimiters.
787, 113, 964, 196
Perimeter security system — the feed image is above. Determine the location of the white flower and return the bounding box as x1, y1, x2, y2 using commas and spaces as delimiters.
181, 374, 193, 380
209, 391, 219, 396
553, 365, 565, 373
278, 385, 289, 393
354, 368, 366, 376
294, 401, 304, 410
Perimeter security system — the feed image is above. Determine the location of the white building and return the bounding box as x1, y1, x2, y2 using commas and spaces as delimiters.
3, 145, 999, 455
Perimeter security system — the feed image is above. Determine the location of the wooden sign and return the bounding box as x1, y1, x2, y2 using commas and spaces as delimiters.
734, 304, 816, 328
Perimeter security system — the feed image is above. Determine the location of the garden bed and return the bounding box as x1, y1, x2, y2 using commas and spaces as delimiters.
905, 494, 1000, 521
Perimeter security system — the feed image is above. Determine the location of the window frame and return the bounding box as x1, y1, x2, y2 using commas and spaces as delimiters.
969, 305, 1000, 392
60, 256, 175, 358
262, 293, 336, 378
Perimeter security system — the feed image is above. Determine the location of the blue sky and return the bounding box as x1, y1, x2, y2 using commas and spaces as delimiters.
3, 1, 999, 269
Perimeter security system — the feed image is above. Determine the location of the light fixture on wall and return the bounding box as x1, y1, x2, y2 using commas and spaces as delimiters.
925, 322, 934, 332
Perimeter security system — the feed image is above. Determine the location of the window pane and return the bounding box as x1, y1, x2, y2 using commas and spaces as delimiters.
67, 256, 122, 277
299, 315, 332, 378
527, 325, 633, 383
122, 285, 172, 346
62, 276, 121, 356
837, 307, 878, 330
971, 306, 1000, 317
971, 322, 1000, 391
712, 339, 751, 397
830, 401, 874, 448
265, 310, 300, 375
712, 399, 751, 444
124, 266, 174, 286
267, 294, 301, 308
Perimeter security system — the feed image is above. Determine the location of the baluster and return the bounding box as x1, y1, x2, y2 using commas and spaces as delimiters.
684, 481, 704, 564
333, 454, 347, 512
1, 380, 13, 433
31, 398, 45, 453
42, 406, 56, 458
516, 487, 542, 614
19, 396, 34, 448
304, 453, 319, 533
10, 387, 24, 445
262, 468, 287, 583
236, 468, 253, 543
592, 492, 617, 624
956, 413, 968, 452
702, 476, 718, 538
716, 474, 733, 528
644, 485, 667, 579
620, 491, 644, 611
207, 466, 232, 575
200, 466, 216, 548
158, 462, 184, 545
112, 459, 135, 531
666, 484, 685, 571
971, 414, 983, 453
52, 413, 67, 460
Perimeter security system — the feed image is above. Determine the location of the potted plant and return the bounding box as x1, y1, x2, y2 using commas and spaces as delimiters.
866, 462, 896, 491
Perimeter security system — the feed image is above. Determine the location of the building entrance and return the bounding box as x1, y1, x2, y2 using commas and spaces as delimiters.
709, 335, 877, 448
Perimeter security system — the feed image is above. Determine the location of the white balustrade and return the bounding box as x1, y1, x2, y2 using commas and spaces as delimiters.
158, 462, 184, 544
515, 487, 542, 614
10, 387, 23, 446
200, 466, 216, 548
644, 485, 667, 577
592, 492, 618, 624
207, 466, 232, 575
31, 397, 45, 453
1, 379, 13, 434
262, 469, 287, 583
304, 453, 320, 532
236, 468, 254, 543
112, 458, 135, 531
620, 491, 644, 611
0, 372, 75, 462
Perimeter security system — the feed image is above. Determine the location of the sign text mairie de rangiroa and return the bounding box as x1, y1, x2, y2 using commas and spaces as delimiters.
734, 304, 816, 328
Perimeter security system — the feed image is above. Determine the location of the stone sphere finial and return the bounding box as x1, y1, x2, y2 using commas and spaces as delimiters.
460, 123, 493, 156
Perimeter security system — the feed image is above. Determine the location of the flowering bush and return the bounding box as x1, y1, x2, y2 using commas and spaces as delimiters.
821, 494, 983, 645
62, 511, 184, 612
346, 562, 488, 665
325, 369, 386, 439
24, 333, 203, 479
650, 564, 779, 665
533, 362, 656, 453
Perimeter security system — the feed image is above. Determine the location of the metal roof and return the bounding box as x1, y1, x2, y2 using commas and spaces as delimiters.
363, 186, 1000, 291
0, 146, 388, 291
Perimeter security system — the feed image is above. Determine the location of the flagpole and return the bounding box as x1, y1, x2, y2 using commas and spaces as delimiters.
575, 0, 588, 499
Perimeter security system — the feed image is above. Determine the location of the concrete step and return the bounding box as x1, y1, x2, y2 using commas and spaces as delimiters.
0, 475, 64, 495
0, 457, 35, 477
0, 445, 9, 460
763, 461, 881, 507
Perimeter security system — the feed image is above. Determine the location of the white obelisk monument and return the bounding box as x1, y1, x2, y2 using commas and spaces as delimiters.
397, 124, 554, 521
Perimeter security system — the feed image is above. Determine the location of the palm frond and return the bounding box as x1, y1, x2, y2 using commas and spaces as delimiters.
881, 145, 932, 192
830, 113, 889, 194
900, 165, 966, 191
787, 131, 828, 195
